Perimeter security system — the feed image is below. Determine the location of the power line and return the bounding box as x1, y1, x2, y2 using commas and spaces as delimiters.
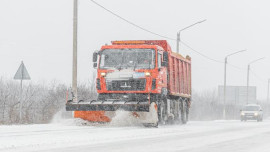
89, 0, 245, 69
227, 63, 245, 70
180, 41, 223, 63
250, 69, 266, 83
89, 0, 226, 64
90, 0, 175, 40
89, 1, 266, 90
181, 41, 249, 70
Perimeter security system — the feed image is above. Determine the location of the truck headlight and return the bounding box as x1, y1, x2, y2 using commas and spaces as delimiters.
254, 112, 258, 116
241, 112, 245, 116
145, 72, 151, 77
100, 72, 106, 77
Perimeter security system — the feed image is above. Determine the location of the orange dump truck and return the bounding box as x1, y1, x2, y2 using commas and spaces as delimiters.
66, 40, 191, 126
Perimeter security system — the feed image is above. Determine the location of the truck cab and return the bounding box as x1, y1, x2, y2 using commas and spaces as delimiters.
93, 41, 168, 99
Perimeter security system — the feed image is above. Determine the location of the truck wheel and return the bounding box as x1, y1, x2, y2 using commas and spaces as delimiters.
158, 101, 166, 125
180, 101, 187, 124
167, 115, 174, 125
186, 106, 189, 122
143, 123, 158, 128
174, 101, 181, 124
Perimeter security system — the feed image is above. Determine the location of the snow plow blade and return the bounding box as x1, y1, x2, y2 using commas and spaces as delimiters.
66, 100, 150, 112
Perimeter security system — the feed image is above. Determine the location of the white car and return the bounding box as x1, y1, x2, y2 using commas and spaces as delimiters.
240, 104, 263, 122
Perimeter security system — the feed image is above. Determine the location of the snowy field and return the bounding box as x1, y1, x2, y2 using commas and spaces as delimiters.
1, 118, 270, 152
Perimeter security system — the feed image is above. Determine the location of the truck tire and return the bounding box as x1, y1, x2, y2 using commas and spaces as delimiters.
186, 105, 189, 122
180, 101, 187, 124
158, 101, 166, 125
143, 123, 158, 128
173, 100, 181, 124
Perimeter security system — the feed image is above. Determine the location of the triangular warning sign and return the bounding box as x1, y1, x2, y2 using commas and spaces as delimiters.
14, 61, 31, 80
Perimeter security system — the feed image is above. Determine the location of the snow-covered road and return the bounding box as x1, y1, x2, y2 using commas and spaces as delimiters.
1, 119, 270, 152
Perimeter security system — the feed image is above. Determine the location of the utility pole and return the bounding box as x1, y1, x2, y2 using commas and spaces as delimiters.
246, 57, 264, 105
223, 50, 246, 119
72, 0, 78, 102
176, 32, 180, 53
223, 57, 227, 119
247, 64, 250, 105
267, 79, 270, 103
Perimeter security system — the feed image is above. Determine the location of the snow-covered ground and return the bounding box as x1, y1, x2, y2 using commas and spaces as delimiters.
1, 119, 270, 152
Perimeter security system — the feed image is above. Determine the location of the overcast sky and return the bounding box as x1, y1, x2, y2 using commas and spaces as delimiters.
1, 0, 270, 100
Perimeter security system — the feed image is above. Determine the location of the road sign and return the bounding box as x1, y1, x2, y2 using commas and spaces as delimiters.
14, 61, 31, 80
218, 85, 256, 105
14, 61, 31, 123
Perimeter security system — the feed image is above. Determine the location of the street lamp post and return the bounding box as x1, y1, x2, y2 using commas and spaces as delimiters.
176, 19, 206, 53
267, 79, 270, 103
246, 57, 264, 104
223, 50, 246, 119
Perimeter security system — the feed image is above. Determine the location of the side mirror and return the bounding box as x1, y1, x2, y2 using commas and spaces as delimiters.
93, 52, 98, 62
93, 63, 97, 68
260, 109, 263, 111
163, 52, 168, 62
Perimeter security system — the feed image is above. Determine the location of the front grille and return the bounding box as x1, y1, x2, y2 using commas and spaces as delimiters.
106, 79, 146, 91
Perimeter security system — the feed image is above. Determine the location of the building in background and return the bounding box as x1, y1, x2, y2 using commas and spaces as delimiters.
218, 86, 257, 105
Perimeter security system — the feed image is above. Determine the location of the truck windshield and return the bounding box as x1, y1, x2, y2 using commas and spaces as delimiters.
243, 106, 260, 111
99, 49, 155, 70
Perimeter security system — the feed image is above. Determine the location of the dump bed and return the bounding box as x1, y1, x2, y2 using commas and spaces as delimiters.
168, 52, 191, 98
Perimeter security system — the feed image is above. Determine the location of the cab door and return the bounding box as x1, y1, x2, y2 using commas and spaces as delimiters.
157, 51, 167, 92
